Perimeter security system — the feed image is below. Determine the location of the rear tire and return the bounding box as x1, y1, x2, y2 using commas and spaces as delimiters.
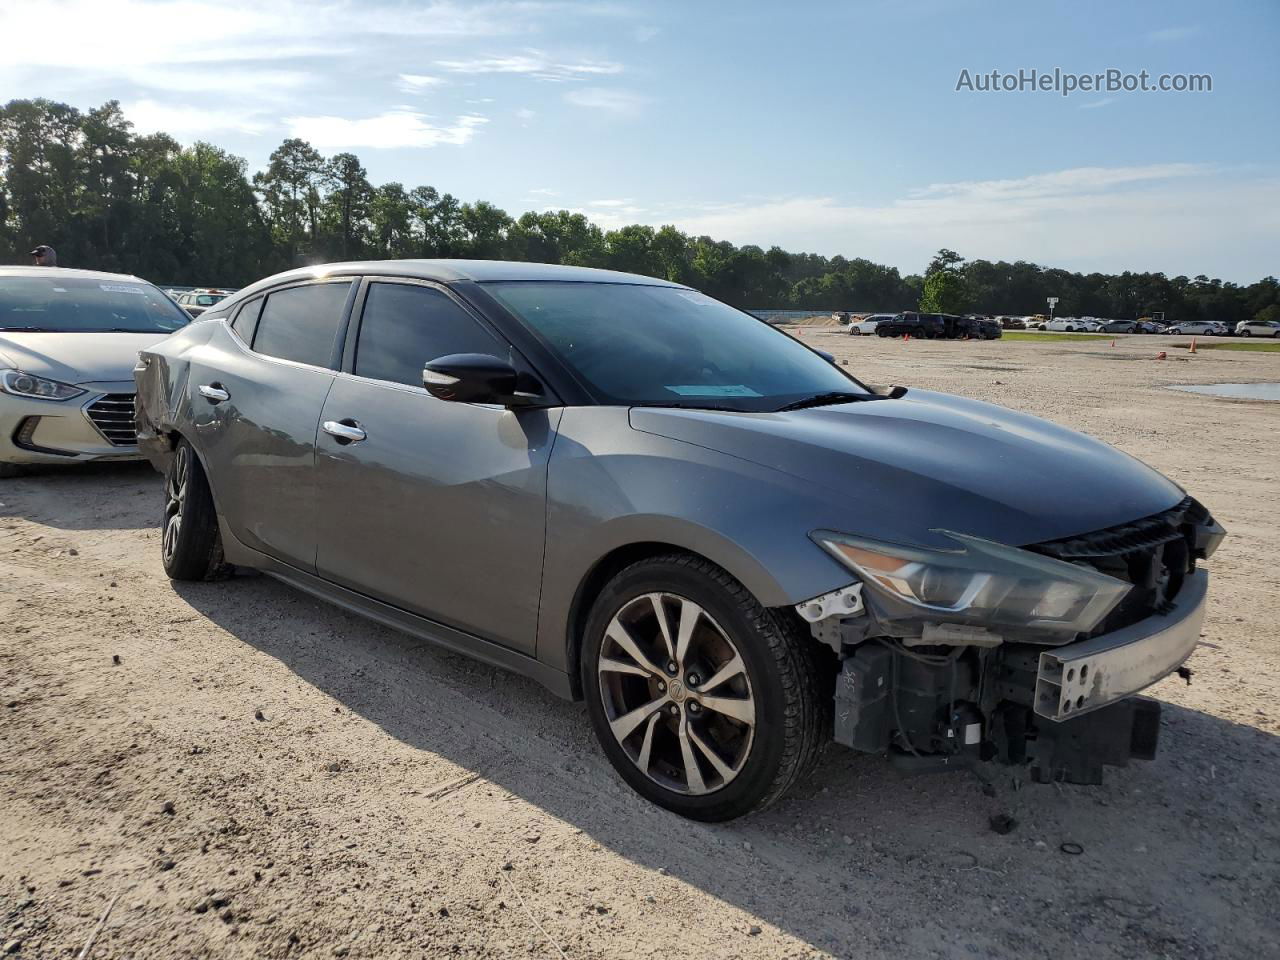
581, 554, 829, 821
161, 439, 230, 581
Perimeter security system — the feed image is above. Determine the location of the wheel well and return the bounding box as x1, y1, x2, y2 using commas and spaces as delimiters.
564, 541, 708, 700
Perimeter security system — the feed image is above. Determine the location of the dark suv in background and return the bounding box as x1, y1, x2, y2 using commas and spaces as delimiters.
876, 312, 946, 338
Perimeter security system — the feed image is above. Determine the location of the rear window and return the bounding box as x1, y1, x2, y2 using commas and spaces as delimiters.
252, 282, 351, 367
0, 275, 190, 333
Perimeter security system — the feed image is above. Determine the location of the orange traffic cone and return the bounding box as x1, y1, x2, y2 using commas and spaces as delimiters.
1189, 337, 1197, 354
1110, 339, 1115, 347
1156, 351, 1167, 360
904, 332, 911, 342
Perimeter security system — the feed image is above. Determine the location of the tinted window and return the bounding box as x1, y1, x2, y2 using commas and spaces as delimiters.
354, 283, 503, 388
231, 296, 264, 342
252, 282, 351, 367
484, 281, 866, 411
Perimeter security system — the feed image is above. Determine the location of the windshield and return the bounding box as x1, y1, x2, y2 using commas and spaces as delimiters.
0, 275, 191, 333
484, 281, 869, 411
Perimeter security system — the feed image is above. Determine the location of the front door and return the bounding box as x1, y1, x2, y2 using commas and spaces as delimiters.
313, 280, 558, 654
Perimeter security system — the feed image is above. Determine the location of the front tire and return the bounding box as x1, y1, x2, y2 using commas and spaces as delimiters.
581, 555, 829, 821
161, 439, 230, 581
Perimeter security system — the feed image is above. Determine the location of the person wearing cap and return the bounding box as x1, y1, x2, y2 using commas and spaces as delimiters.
30, 245, 57, 267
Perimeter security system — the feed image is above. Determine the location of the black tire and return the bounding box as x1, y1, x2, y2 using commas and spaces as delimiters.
161, 439, 230, 581
581, 554, 830, 821
1241, 330, 1251, 337
0, 462, 24, 479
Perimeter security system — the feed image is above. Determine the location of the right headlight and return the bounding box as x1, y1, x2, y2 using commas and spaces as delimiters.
0, 369, 86, 402
814, 529, 1132, 637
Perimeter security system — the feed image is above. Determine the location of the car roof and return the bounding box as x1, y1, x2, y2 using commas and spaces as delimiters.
0, 265, 150, 283
228, 259, 686, 301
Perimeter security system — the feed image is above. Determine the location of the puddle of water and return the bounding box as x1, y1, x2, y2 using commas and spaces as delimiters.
1169, 382, 1280, 401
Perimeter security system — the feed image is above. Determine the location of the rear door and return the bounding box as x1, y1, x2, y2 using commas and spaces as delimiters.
313, 278, 559, 654
190, 278, 355, 572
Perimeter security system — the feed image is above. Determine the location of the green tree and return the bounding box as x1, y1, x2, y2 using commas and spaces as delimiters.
919, 269, 970, 313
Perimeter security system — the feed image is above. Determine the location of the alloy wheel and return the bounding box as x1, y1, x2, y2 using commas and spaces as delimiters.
597, 592, 755, 796
162, 444, 189, 564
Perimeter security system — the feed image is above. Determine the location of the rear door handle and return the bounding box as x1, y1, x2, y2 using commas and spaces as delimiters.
322, 419, 366, 444
198, 383, 230, 403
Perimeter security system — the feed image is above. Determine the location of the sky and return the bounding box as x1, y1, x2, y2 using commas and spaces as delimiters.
3, 0, 1278, 281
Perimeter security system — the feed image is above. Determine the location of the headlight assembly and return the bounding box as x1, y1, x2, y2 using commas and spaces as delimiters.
0, 369, 86, 402
813, 529, 1131, 637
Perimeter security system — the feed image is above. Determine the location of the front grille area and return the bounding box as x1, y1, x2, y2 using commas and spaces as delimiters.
1029, 497, 1208, 637
86, 393, 138, 446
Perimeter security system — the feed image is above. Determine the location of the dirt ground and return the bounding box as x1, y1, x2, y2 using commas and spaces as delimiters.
2, 334, 1278, 959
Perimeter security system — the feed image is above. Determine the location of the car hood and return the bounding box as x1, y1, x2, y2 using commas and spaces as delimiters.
0, 331, 172, 386
629, 389, 1185, 548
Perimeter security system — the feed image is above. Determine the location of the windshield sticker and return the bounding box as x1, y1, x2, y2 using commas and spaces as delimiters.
666, 384, 762, 398
675, 291, 716, 305
99, 283, 147, 295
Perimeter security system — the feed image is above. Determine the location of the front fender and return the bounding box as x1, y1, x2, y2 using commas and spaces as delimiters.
534, 407, 854, 676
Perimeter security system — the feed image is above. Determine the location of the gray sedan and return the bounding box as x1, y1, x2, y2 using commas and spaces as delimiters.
134, 260, 1224, 820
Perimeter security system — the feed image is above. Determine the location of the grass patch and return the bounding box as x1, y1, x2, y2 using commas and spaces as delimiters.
1172, 340, 1280, 353
1001, 331, 1113, 342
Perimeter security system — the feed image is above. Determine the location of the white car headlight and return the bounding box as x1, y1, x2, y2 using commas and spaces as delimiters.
0, 369, 87, 402
814, 529, 1132, 637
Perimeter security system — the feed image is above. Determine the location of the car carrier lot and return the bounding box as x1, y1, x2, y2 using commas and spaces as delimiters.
1, 334, 1277, 959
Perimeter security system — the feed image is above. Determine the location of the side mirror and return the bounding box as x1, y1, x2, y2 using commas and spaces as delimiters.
422, 353, 545, 407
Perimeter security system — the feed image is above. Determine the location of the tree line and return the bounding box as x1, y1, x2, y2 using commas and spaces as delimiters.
2, 98, 1277, 325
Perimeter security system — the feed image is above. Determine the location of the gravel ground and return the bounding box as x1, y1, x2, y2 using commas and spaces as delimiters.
2, 333, 1278, 959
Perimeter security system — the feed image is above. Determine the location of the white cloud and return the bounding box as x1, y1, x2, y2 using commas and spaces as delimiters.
1147, 25, 1199, 43
398, 74, 446, 92
525, 188, 558, 197
124, 99, 270, 137
515, 107, 537, 124
634, 25, 660, 43
436, 51, 624, 81
284, 110, 488, 149
564, 87, 649, 114
639, 164, 1279, 281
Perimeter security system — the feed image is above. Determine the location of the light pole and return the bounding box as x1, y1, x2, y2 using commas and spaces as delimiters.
1047, 296, 1059, 322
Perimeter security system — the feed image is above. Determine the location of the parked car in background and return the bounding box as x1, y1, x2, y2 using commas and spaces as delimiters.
0, 266, 190, 478
1236, 319, 1280, 338
1135, 320, 1166, 334
848, 313, 896, 335
975, 317, 1003, 339
177, 289, 232, 318
1046, 317, 1090, 332
999, 316, 1026, 330
1166, 320, 1228, 336
133, 258, 1226, 821
1097, 319, 1138, 334
876, 312, 945, 338
1026, 314, 1049, 330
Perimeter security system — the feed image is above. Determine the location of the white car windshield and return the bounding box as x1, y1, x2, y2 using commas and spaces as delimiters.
0, 276, 191, 333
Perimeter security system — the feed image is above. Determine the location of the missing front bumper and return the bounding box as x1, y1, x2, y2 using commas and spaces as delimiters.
1034, 569, 1208, 722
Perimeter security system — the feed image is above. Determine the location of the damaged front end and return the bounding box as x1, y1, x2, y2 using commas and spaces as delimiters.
798, 497, 1225, 784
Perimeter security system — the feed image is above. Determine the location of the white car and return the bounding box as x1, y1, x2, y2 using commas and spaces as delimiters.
848, 313, 896, 335
1235, 319, 1280, 338
0, 267, 190, 478
1046, 317, 1094, 332
1166, 320, 1227, 336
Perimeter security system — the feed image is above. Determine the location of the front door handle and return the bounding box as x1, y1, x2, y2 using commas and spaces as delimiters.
198, 383, 230, 403
322, 419, 366, 444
